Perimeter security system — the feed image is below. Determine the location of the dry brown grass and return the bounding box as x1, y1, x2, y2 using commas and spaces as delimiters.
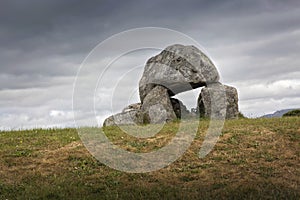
0, 118, 299, 199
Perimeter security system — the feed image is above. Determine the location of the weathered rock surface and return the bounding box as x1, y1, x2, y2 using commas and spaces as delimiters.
139, 44, 220, 103
122, 103, 141, 112
102, 44, 239, 127
170, 98, 190, 119
103, 109, 143, 127
224, 86, 239, 119
198, 83, 239, 119
141, 85, 177, 124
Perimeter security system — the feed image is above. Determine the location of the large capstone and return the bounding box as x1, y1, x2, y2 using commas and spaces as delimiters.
139, 44, 220, 103
198, 83, 239, 119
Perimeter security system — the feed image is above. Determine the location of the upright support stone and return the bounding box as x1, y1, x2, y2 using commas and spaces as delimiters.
141, 85, 177, 124
197, 83, 239, 119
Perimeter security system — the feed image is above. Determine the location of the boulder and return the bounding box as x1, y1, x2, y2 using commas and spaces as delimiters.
139, 44, 220, 103
141, 85, 177, 124
225, 86, 239, 119
198, 83, 239, 119
170, 98, 190, 119
102, 44, 239, 127
103, 109, 143, 127
122, 103, 141, 112
103, 103, 142, 127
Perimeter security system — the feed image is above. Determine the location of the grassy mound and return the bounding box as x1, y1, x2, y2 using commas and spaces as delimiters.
0, 117, 299, 199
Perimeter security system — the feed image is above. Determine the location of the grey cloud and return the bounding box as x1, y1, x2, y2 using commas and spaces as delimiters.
0, 84, 73, 108
0, 83, 75, 129
1, 0, 300, 129
0, 73, 75, 90
208, 29, 300, 83
240, 96, 300, 117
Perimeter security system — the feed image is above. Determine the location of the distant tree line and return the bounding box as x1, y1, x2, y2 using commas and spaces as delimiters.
283, 109, 300, 117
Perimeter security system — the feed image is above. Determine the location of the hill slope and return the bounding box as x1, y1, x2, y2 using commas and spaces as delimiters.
0, 118, 299, 199
261, 108, 299, 118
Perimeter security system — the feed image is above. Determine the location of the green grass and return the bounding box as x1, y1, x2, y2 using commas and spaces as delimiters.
283, 109, 300, 117
0, 117, 299, 199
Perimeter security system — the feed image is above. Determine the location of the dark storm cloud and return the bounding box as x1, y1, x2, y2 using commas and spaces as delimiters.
0, 0, 118, 40
0, 0, 117, 77
2, 0, 299, 78
2, 0, 298, 52
0, 0, 300, 128
211, 28, 300, 82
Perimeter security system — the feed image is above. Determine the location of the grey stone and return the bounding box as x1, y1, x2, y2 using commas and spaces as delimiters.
141, 85, 177, 124
103, 109, 143, 127
139, 44, 220, 102
224, 85, 239, 119
102, 44, 239, 127
103, 103, 143, 127
122, 103, 141, 112
170, 98, 190, 119
198, 83, 239, 119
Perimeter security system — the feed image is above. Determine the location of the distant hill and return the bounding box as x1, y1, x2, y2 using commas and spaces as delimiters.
261, 108, 299, 118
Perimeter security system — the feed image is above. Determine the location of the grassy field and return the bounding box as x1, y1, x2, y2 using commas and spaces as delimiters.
0, 117, 299, 199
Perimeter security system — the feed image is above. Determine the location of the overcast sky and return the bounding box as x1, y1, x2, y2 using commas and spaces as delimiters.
1, 0, 300, 130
